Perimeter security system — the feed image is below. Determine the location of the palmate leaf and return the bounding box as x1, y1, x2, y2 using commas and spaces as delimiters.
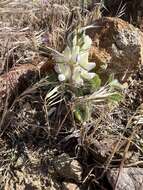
109, 79, 123, 90
108, 92, 123, 103
90, 74, 101, 91
74, 103, 90, 123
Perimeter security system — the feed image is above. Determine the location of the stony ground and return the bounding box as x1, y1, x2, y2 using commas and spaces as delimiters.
0, 1, 143, 190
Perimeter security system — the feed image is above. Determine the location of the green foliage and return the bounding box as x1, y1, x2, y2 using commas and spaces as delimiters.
90, 74, 101, 91
109, 79, 124, 90
44, 27, 124, 124
74, 103, 90, 123
108, 92, 123, 103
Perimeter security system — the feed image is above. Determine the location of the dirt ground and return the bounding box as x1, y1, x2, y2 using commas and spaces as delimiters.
0, 1, 143, 190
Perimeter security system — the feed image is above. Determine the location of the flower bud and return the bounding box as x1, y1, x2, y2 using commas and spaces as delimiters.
58, 74, 66, 81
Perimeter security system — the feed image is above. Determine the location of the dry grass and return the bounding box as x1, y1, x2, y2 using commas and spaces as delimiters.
0, 0, 143, 190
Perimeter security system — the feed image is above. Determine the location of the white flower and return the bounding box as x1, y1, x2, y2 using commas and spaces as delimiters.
71, 45, 80, 63
72, 66, 84, 86
76, 54, 80, 62
72, 33, 92, 51
86, 62, 96, 71
81, 70, 96, 80
79, 51, 96, 71
55, 64, 71, 81
58, 74, 66, 81
54, 30, 96, 86
63, 46, 72, 62
81, 34, 92, 51
55, 46, 71, 64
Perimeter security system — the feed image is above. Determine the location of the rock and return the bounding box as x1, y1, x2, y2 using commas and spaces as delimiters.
89, 138, 118, 163
62, 182, 80, 190
107, 167, 143, 190
87, 17, 143, 81
53, 153, 82, 182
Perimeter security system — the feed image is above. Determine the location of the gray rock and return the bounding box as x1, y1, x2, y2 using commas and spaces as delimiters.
62, 182, 80, 190
53, 153, 82, 182
87, 17, 143, 81
107, 167, 143, 190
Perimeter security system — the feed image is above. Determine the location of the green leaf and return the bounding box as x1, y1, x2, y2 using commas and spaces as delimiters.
90, 74, 101, 90
109, 79, 123, 90
108, 73, 115, 83
108, 93, 123, 102
74, 104, 90, 123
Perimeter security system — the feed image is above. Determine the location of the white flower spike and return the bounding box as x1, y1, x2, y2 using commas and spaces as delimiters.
54, 29, 96, 86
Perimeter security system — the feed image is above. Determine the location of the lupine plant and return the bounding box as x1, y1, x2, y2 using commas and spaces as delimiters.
54, 29, 123, 122
39, 27, 123, 123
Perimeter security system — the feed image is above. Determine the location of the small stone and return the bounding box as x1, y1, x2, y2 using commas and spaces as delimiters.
53, 153, 82, 182
107, 167, 143, 190
62, 182, 80, 190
